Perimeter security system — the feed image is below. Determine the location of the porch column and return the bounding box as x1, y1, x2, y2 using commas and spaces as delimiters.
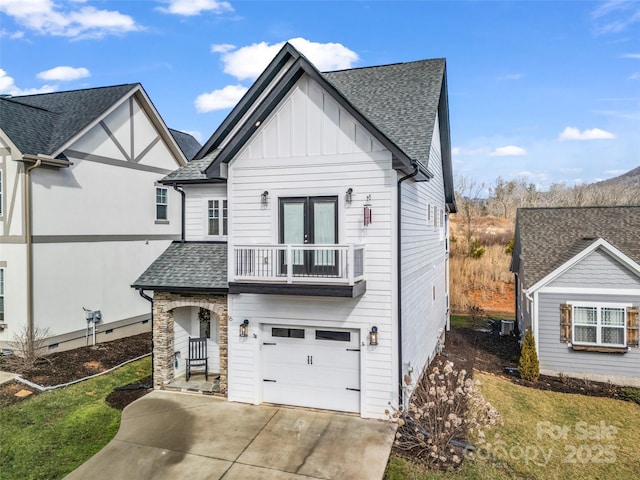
152, 292, 175, 388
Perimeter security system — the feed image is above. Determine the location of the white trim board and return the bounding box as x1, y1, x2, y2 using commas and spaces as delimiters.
539, 286, 640, 296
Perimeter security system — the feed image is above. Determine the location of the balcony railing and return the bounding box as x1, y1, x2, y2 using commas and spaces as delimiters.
233, 244, 365, 286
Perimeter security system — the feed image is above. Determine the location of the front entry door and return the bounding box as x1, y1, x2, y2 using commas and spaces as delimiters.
279, 196, 338, 276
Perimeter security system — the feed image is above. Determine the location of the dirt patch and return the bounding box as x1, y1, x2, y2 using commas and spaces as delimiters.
0, 333, 152, 409
467, 282, 515, 316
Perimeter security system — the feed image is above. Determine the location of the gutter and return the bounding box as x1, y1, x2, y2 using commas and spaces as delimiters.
138, 289, 154, 386
396, 161, 420, 406
172, 184, 186, 242
25, 158, 43, 353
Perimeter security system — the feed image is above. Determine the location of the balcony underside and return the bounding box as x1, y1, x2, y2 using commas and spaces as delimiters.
228, 280, 366, 298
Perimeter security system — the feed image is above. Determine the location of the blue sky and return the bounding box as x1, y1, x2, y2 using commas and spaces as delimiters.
1, 1, 638, 191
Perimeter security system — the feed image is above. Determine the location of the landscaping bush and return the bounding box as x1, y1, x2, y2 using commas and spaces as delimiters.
387, 360, 501, 471
518, 329, 540, 382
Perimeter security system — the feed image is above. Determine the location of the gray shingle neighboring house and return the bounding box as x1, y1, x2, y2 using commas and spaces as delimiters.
510, 206, 640, 387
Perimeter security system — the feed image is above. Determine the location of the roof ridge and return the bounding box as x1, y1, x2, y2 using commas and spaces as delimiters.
0, 96, 59, 114
322, 57, 445, 74
520, 205, 640, 212
10, 83, 139, 100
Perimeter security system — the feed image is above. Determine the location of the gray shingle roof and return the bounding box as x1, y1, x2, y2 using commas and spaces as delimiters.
0, 84, 137, 156
132, 241, 228, 291
169, 128, 201, 161
322, 59, 445, 167
162, 149, 220, 183
513, 206, 640, 288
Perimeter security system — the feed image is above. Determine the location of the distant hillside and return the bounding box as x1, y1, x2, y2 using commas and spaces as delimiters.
595, 165, 640, 186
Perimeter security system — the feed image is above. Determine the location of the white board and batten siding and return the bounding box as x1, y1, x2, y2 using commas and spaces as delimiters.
536, 248, 640, 386
226, 74, 398, 418
399, 112, 449, 383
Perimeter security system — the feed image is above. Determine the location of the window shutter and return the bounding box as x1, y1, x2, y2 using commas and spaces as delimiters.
627, 306, 639, 348
560, 304, 572, 343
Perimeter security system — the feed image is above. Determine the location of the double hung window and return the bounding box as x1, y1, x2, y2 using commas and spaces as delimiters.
207, 199, 228, 237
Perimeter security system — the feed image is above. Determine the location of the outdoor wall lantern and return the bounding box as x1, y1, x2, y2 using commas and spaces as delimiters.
369, 326, 378, 346
346, 187, 353, 205
261, 191, 269, 206
240, 319, 250, 337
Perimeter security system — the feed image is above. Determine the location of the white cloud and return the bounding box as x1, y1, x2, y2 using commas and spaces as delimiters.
37, 66, 90, 81
620, 53, 640, 59
0, 0, 142, 39
0, 28, 24, 39
629, 72, 640, 80
157, 0, 233, 16
211, 43, 235, 53
591, 0, 640, 34
489, 145, 527, 157
195, 84, 248, 112
558, 127, 616, 141
0, 69, 57, 95
604, 169, 627, 175
498, 73, 524, 81
451, 146, 488, 156
212, 37, 359, 81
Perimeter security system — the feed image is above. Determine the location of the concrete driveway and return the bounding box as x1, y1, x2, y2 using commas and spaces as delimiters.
65, 391, 396, 480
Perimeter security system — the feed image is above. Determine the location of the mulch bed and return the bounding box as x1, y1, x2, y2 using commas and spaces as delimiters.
443, 322, 627, 400
0, 332, 152, 409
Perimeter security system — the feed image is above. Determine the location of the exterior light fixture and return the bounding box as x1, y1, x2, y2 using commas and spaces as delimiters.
240, 319, 249, 337
261, 191, 269, 206
369, 326, 378, 346
346, 187, 353, 204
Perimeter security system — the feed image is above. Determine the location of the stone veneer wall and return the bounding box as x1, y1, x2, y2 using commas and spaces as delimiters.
152, 292, 228, 394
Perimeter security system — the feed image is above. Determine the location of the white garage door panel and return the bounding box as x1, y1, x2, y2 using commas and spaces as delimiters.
262, 325, 360, 413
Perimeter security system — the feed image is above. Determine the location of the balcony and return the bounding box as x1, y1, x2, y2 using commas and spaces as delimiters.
229, 244, 366, 297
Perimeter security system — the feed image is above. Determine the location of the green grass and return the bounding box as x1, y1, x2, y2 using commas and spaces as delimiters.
0, 357, 151, 480
385, 372, 640, 480
450, 314, 515, 330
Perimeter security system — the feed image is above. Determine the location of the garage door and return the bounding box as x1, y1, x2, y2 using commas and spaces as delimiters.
262, 325, 361, 413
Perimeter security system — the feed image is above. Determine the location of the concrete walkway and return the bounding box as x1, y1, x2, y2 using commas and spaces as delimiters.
65, 391, 396, 480
0, 370, 17, 385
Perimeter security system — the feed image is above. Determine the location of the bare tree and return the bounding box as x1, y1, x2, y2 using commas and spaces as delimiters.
455, 175, 485, 257
488, 177, 518, 218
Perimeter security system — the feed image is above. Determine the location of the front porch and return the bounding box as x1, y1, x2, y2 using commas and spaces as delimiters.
165, 372, 222, 394
152, 293, 228, 394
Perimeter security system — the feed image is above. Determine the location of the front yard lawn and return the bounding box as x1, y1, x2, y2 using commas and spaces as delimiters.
0, 357, 151, 480
385, 372, 640, 479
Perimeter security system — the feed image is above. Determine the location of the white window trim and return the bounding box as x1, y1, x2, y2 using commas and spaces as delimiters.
155, 186, 168, 222
205, 198, 228, 239
570, 301, 631, 348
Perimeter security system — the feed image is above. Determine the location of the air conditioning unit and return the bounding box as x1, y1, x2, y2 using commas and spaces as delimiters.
500, 320, 514, 336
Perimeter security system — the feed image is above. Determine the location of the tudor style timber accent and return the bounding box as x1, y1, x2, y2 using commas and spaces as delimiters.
152, 292, 228, 393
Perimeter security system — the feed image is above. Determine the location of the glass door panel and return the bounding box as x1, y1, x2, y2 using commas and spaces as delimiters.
279, 196, 338, 276
311, 198, 337, 274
